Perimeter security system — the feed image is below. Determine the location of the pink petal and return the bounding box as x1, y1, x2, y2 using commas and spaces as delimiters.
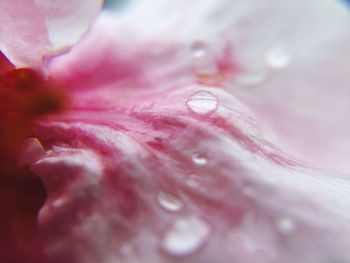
24, 0, 350, 262
50, 0, 350, 172
33, 84, 350, 262
0, 0, 102, 67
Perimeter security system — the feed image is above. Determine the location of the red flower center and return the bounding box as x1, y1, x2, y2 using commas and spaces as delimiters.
0, 67, 68, 263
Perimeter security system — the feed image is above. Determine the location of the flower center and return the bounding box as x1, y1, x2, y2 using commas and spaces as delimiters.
0, 67, 68, 262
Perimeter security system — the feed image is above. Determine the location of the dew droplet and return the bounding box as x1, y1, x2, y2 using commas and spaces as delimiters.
158, 191, 183, 212
190, 41, 218, 75
277, 217, 295, 234
185, 174, 203, 189
186, 90, 218, 115
192, 153, 208, 166
264, 45, 292, 69
52, 197, 66, 208
162, 215, 210, 257
191, 41, 207, 59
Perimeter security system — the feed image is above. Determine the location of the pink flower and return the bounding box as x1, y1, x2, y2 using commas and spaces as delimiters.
1, 1, 350, 263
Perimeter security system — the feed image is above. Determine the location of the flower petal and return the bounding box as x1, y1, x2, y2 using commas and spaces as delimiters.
49, 0, 350, 172
0, 0, 50, 67
32, 85, 350, 262
0, 0, 102, 67
0, 51, 13, 72
35, 0, 103, 51
29, 1, 350, 262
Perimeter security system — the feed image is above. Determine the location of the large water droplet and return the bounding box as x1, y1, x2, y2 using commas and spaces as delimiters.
186, 90, 218, 115
277, 217, 295, 234
192, 153, 208, 166
162, 215, 210, 257
264, 45, 292, 69
158, 191, 183, 212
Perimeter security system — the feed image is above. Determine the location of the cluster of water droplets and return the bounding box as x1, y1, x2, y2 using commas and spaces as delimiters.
189, 37, 293, 88
164, 40, 292, 258
235, 43, 292, 87
186, 152, 209, 189
186, 40, 226, 117
155, 147, 213, 257
158, 189, 210, 257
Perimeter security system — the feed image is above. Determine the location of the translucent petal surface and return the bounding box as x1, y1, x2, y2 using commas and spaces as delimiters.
34, 0, 103, 50
33, 86, 350, 263
50, 0, 350, 172
0, 0, 102, 67
27, 0, 350, 262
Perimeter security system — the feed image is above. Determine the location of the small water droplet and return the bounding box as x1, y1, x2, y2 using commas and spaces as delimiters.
158, 191, 183, 212
52, 197, 65, 208
185, 174, 203, 189
264, 45, 292, 69
190, 41, 218, 75
191, 41, 207, 59
192, 153, 208, 166
277, 217, 295, 234
162, 215, 210, 257
186, 90, 218, 115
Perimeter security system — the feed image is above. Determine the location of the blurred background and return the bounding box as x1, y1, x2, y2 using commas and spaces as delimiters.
103, 0, 350, 10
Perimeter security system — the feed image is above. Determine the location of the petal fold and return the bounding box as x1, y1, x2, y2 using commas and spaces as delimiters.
0, 0, 102, 67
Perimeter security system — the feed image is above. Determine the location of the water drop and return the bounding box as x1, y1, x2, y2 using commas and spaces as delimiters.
191, 41, 207, 59
186, 90, 218, 115
277, 217, 295, 234
162, 215, 210, 257
52, 197, 65, 208
192, 153, 208, 166
185, 174, 202, 189
190, 41, 218, 75
264, 45, 292, 69
158, 191, 183, 212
